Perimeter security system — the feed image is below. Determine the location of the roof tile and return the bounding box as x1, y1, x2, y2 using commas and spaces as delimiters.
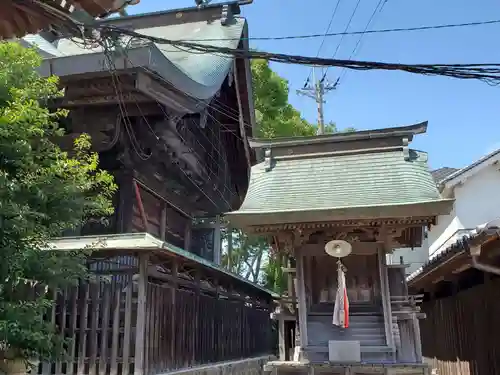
238, 149, 443, 214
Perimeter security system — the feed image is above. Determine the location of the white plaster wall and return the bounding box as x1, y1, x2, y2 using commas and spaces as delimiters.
430, 164, 500, 257
391, 163, 500, 274
390, 228, 428, 275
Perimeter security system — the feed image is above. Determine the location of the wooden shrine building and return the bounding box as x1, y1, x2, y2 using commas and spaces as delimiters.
20, 3, 274, 375
227, 123, 454, 375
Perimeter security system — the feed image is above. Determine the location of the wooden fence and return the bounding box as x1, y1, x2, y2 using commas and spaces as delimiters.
36, 254, 273, 375
420, 278, 500, 375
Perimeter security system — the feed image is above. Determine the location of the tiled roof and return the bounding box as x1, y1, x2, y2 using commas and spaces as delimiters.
242, 150, 441, 212
0, 0, 137, 40
36, 17, 246, 101
431, 167, 459, 184
228, 146, 454, 226
439, 148, 500, 185
407, 226, 500, 284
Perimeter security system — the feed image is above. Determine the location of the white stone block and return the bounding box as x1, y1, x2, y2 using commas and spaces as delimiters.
328, 340, 361, 363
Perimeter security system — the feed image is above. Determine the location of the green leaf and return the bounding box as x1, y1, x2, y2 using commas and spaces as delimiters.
0, 42, 116, 361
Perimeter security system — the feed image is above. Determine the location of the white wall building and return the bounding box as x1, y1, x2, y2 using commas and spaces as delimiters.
389, 149, 500, 275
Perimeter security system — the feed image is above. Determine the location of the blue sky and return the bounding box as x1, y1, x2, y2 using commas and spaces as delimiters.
128, 0, 500, 170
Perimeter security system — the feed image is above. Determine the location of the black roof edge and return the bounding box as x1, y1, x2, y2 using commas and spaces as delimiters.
248, 121, 428, 150
408, 227, 500, 286
97, 0, 244, 29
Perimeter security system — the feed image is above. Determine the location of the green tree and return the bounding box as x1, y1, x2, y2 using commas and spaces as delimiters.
0, 42, 116, 364
251, 59, 316, 138
222, 60, 356, 294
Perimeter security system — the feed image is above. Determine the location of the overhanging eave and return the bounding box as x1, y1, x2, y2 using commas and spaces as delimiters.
227, 199, 455, 230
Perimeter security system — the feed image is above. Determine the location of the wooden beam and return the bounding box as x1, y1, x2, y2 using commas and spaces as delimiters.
213, 215, 222, 264
227, 226, 233, 270
184, 220, 192, 252
295, 252, 308, 358
117, 171, 134, 233
133, 180, 149, 233
298, 242, 379, 257
278, 316, 286, 361
378, 245, 395, 353
233, 60, 252, 173
134, 253, 149, 375
412, 313, 423, 363
160, 202, 167, 241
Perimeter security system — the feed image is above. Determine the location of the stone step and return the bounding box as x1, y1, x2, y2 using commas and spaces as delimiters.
314, 338, 386, 346
309, 314, 384, 322
306, 344, 395, 353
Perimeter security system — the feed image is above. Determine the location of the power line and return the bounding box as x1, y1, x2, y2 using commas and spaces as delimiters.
336, 0, 385, 86
321, 0, 362, 81
97, 25, 500, 84
177, 19, 500, 42
304, 0, 343, 87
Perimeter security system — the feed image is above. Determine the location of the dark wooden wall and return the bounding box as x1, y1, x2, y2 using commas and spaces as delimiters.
38, 253, 273, 375
421, 276, 500, 375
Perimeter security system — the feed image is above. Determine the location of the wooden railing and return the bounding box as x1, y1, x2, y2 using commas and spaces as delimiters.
36, 253, 273, 375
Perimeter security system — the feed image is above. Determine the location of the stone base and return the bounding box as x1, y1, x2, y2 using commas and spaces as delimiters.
263, 360, 432, 375
0, 358, 38, 375
158, 356, 274, 375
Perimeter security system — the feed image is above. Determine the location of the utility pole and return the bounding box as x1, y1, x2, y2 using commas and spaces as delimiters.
297, 68, 337, 135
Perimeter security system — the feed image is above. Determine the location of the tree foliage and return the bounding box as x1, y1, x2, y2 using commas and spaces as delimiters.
223, 60, 356, 294
0, 42, 117, 362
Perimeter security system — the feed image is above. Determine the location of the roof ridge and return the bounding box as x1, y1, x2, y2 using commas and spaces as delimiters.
248, 122, 428, 150
440, 148, 500, 185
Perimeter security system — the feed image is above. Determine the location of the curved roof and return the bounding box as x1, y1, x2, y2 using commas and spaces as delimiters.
37, 17, 246, 101
0, 0, 138, 40
227, 124, 454, 228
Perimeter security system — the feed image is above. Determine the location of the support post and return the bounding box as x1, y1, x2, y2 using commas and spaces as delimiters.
184, 220, 192, 251
278, 311, 286, 361
170, 259, 178, 363
117, 171, 134, 233
134, 253, 149, 375
213, 215, 222, 264
378, 245, 395, 351
412, 313, 423, 363
133, 180, 149, 233
295, 251, 309, 361
160, 203, 167, 241
227, 225, 233, 270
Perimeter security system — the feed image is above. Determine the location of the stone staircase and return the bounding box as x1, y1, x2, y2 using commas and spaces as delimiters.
306, 303, 395, 363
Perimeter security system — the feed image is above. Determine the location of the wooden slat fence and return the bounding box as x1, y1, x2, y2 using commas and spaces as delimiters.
37, 276, 138, 375
421, 278, 500, 375
144, 283, 272, 375
36, 263, 272, 375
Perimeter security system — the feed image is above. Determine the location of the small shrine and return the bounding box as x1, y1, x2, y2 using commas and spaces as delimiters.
227, 123, 454, 375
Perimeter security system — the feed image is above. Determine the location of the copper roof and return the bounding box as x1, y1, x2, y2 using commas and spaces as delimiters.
0, 0, 138, 40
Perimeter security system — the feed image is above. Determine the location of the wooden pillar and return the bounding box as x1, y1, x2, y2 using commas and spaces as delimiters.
278, 312, 286, 360
184, 221, 192, 251
227, 226, 233, 270
134, 253, 149, 375
117, 171, 134, 233
412, 313, 423, 363
160, 203, 167, 241
295, 251, 309, 360
378, 245, 395, 351
133, 180, 149, 233
170, 259, 178, 363
213, 215, 222, 264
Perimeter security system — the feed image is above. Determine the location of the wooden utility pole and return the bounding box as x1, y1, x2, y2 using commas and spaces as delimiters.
296, 68, 337, 135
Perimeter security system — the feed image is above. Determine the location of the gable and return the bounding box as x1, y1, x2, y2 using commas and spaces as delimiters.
440, 149, 500, 198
